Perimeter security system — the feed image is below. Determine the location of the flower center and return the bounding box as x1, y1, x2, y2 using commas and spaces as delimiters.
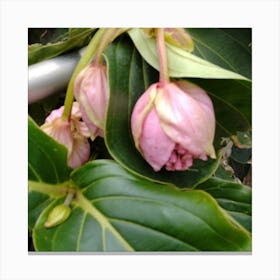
165, 144, 193, 171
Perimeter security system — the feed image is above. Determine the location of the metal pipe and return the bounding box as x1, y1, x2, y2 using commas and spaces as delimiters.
28, 48, 85, 104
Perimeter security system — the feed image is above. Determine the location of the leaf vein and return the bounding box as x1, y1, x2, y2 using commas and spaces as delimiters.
191, 35, 239, 73
91, 195, 245, 250
218, 29, 251, 54
109, 218, 199, 251
74, 192, 134, 252
76, 212, 87, 251
28, 162, 43, 182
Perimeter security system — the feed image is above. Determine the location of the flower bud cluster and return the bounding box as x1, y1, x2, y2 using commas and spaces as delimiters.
40, 28, 216, 172
40, 62, 109, 169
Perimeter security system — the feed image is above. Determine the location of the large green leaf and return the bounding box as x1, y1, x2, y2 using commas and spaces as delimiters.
32, 160, 251, 252
104, 36, 219, 188
28, 28, 95, 65
196, 177, 252, 232
187, 28, 251, 79
28, 116, 72, 229
128, 28, 249, 80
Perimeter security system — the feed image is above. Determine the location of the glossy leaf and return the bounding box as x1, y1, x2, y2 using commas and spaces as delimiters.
33, 160, 251, 251
128, 28, 249, 80
28, 28, 95, 65
28, 116, 72, 229
187, 28, 251, 79
196, 177, 252, 232
104, 36, 219, 188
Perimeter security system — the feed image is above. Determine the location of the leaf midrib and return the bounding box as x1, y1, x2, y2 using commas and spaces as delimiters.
89, 194, 248, 250
74, 190, 134, 252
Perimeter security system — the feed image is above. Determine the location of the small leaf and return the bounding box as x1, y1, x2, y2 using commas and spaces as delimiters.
232, 131, 252, 149
128, 28, 249, 80
33, 160, 251, 251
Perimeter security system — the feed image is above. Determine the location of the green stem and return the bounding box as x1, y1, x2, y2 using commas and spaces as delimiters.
62, 28, 107, 121
63, 191, 75, 206
28, 180, 69, 197
156, 28, 169, 85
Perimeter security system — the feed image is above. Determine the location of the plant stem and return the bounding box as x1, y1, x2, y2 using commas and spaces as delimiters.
63, 191, 75, 206
156, 28, 169, 85
62, 28, 107, 121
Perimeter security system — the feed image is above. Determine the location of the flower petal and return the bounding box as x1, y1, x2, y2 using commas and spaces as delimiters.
155, 82, 215, 157
68, 136, 90, 169
131, 83, 157, 151
74, 64, 109, 131
140, 107, 175, 171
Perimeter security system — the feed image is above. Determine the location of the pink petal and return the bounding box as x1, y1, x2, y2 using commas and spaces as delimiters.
131, 83, 157, 151
155, 82, 215, 157
68, 136, 90, 169
75, 64, 109, 131
79, 103, 100, 140
140, 107, 175, 171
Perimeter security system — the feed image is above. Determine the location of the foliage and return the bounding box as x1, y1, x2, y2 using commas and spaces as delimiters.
28, 28, 252, 252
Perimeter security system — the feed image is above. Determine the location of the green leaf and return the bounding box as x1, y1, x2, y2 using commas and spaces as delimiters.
33, 160, 251, 251
28, 116, 72, 229
187, 28, 251, 79
128, 28, 249, 80
28, 28, 95, 65
104, 36, 219, 188
196, 177, 252, 232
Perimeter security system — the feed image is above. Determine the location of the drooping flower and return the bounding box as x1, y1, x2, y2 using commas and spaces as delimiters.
41, 102, 91, 169
131, 80, 216, 172
74, 63, 109, 139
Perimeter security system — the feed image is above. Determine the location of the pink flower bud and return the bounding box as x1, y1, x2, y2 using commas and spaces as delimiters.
41, 102, 90, 169
74, 63, 109, 139
131, 80, 216, 172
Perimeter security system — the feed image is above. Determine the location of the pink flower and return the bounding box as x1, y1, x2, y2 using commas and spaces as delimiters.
41, 102, 91, 169
74, 63, 109, 139
131, 80, 216, 172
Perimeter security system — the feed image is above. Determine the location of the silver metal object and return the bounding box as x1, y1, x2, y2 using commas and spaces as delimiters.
28, 48, 85, 104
